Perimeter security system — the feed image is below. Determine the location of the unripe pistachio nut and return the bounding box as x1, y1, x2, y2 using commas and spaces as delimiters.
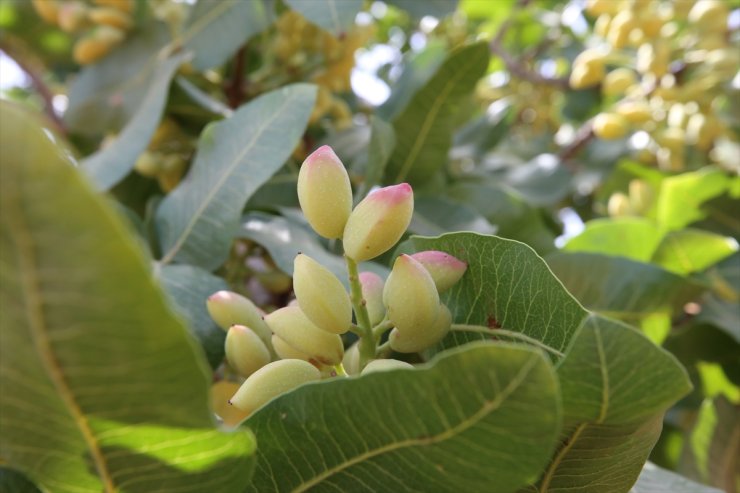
93, 0, 135, 13
297, 145, 352, 239
602, 68, 636, 96
343, 183, 414, 261
688, 0, 728, 31
272, 334, 311, 362
206, 291, 273, 348
89, 7, 132, 30
229, 359, 321, 414
358, 271, 386, 326
607, 192, 633, 217
211, 381, 250, 428
389, 303, 452, 353
593, 113, 628, 140
58, 1, 89, 33
383, 254, 440, 340
361, 359, 414, 375
225, 325, 271, 378
410, 250, 467, 294
32, 0, 60, 24
264, 306, 344, 365
293, 253, 351, 334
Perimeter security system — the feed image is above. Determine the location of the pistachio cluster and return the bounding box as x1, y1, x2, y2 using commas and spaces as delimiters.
32, 0, 135, 65
573, 0, 737, 170
206, 145, 467, 425
269, 10, 374, 130
133, 119, 193, 192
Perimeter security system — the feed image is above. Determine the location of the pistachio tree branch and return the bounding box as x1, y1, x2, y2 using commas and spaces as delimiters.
345, 255, 376, 368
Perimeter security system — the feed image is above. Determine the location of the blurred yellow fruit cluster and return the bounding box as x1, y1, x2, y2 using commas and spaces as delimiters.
273, 10, 374, 130
32, 0, 135, 65
575, 0, 737, 171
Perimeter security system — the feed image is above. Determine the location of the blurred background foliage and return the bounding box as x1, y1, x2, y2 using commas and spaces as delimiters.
1, 0, 738, 490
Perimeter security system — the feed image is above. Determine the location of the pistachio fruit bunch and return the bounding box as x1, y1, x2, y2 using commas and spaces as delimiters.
573, 0, 738, 171
205, 145, 468, 424
133, 119, 194, 192
269, 10, 374, 130
32, 0, 135, 65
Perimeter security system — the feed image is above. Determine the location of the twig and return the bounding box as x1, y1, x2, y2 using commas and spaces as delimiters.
489, 7, 570, 90
558, 119, 595, 164
225, 46, 248, 108
0, 37, 65, 134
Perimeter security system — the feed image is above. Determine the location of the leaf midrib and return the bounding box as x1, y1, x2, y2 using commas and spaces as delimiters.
3, 174, 115, 490
291, 354, 540, 492
159, 90, 302, 265
393, 46, 485, 182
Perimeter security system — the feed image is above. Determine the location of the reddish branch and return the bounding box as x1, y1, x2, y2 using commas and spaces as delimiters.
225, 46, 248, 108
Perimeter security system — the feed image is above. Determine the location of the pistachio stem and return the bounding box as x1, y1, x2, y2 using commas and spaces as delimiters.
450, 324, 565, 357
345, 255, 375, 368
371, 319, 394, 339
375, 341, 392, 358
348, 324, 364, 337
333, 363, 348, 377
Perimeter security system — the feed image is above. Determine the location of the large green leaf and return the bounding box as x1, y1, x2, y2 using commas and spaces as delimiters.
563, 218, 664, 262
631, 462, 724, 493
679, 396, 740, 492
447, 181, 557, 255
0, 468, 41, 493
64, 22, 170, 136
657, 168, 729, 231
156, 84, 317, 271
157, 264, 229, 369
354, 116, 396, 201
384, 42, 489, 184
284, 0, 363, 35
0, 102, 254, 491
182, 0, 270, 71
534, 315, 692, 492
651, 229, 738, 275
245, 343, 561, 493
82, 52, 189, 190
410, 233, 585, 355
547, 252, 705, 322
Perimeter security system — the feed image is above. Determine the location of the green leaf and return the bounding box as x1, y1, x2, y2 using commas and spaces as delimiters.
563, 218, 664, 262
156, 84, 317, 271
447, 181, 557, 255
377, 39, 447, 121
81, 52, 189, 190
536, 315, 692, 492
64, 22, 170, 136
0, 468, 41, 493
410, 233, 586, 355
284, 0, 363, 35
657, 168, 729, 231
632, 463, 725, 493
245, 343, 562, 493
547, 252, 705, 322
0, 102, 255, 492
651, 229, 738, 275
175, 76, 233, 118
384, 42, 489, 184
238, 211, 388, 287
183, 0, 270, 71
679, 396, 740, 492
410, 196, 496, 236
157, 264, 229, 369
386, 0, 459, 19
354, 116, 396, 201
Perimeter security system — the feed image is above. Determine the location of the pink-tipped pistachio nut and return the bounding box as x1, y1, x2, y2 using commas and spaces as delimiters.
297, 145, 353, 239
293, 253, 351, 334
359, 271, 386, 326
383, 254, 440, 342
343, 183, 414, 261
206, 291, 273, 346
229, 359, 321, 414
361, 359, 414, 375
389, 303, 451, 353
225, 325, 271, 378
263, 306, 344, 365
410, 250, 467, 294
271, 334, 311, 362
